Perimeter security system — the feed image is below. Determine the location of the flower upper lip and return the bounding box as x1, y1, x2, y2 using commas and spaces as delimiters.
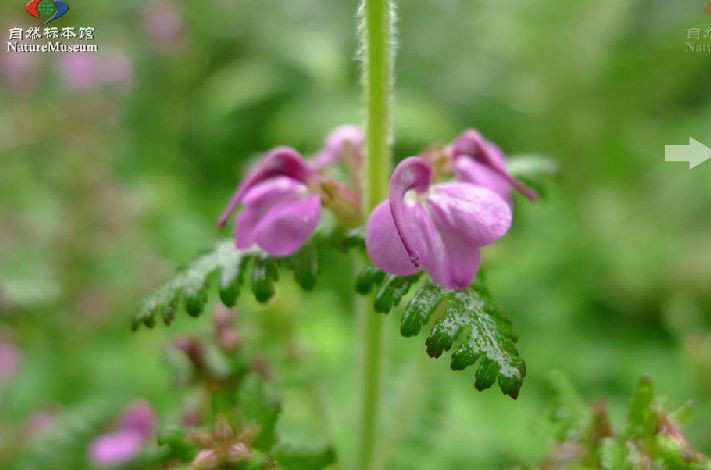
366, 156, 513, 290
450, 129, 538, 202
217, 146, 312, 229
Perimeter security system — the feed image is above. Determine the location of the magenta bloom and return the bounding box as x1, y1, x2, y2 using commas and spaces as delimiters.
0, 341, 20, 380
89, 401, 157, 467
0, 52, 37, 94
311, 125, 363, 171
450, 129, 537, 203
56, 49, 133, 92
143, 0, 183, 51
218, 147, 321, 256
366, 157, 512, 290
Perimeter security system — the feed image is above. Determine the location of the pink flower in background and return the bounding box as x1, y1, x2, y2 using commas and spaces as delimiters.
0, 341, 20, 380
449, 129, 538, 203
56, 49, 133, 92
100, 48, 134, 89
143, 0, 183, 51
23, 407, 59, 441
218, 147, 321, 256
89, 401, 157, 466
0, 52, 38, 94
366, 157, 512, 290
311, 125, 363, 171
57, 53, 100, 91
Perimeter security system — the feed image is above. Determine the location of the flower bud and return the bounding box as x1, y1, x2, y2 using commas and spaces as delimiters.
312, 178, 362, 226
187, 430, 212, 448
213, 415, 234, 442
227, 442, 251, 464
192, 449, 220, 469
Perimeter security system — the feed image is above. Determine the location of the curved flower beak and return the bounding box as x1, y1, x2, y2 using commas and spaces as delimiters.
450, 129, 538, 202
218, 147, 312, 229
366, 157, 512, 290
387, 157, 433, 267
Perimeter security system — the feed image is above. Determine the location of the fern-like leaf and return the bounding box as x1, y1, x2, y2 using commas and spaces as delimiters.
133, 238, 326, 330
374, 276, 526, 399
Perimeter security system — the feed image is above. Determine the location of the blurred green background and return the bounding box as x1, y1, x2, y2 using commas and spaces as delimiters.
1, 0, 709, 469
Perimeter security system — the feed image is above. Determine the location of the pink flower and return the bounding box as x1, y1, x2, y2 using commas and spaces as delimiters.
99, 48, 134, 89
366, 157, 512, 290
449, 129, 537, 203
311, 125, 363, 171
57, 53, 100, 91
143, 0, 183, 51
218, 147, 321, 256
0, 341, 20, 380
89, 401, 157, 466
0, 53, 37, 94
56, 49, 133, 92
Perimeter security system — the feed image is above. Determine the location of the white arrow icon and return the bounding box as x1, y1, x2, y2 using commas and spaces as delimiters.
665, 138, 711, 169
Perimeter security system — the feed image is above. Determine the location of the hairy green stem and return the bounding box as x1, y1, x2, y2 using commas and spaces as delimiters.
358, 1, 393, 469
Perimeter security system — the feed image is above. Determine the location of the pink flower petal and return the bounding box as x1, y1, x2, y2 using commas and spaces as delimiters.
236, 178, 320, 256
121, 401, 157, 439
218, 147, 312, 228
366, 201, 422, 276
454, 158, 511, 203
89, 430, 143, 466
311, 125, 363, 171
450, 129, 538, 201
0, 342, 20, 379
429, 182, 512, 247
387, 157, 433, 267
366, 157, 513, 290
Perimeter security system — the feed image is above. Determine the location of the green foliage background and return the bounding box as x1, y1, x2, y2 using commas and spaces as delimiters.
0, 0, 709, 469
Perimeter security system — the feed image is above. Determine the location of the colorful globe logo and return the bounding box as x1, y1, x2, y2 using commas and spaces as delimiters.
37, 0, 56, 18
25, 0, 70, 24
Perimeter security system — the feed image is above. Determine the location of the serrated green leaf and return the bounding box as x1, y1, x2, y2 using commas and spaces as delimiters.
133, 241, 246, 329
271, 443, 336, 470
373, 273, 421, 313
291, 244, 319, 291
184, 283, 208, 317
251, 255, 277, 303
133, 232, 345, 330
425, 285, 525, 399
343, 227, 366, 251
400, 279, 446, 337
627, 376, 657, 438
219, 254, 248, 307
161, 294, 180, 326
238, 375, 281, 451
355, 266, 386, 295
